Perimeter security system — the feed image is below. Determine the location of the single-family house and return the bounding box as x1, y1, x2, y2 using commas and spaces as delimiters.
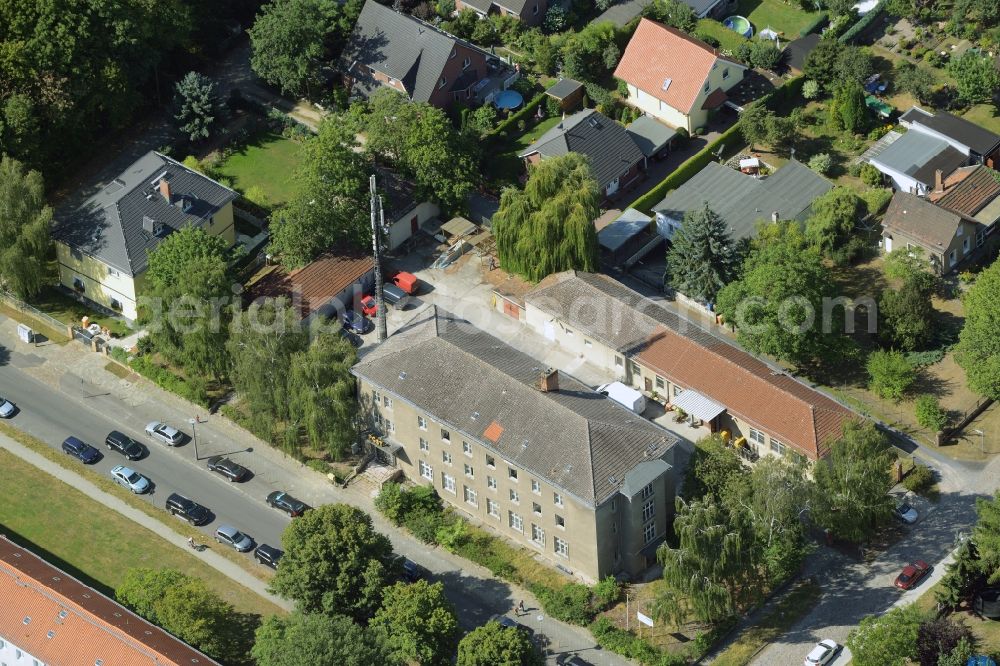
901, 106, 1000, 168
930, 165, 1000, 244
881, 191, 982, 274
518, 109, 646, 200
340, 0, 513, 110
867, 125, 970, 195
652, 160, 833, 241
248, 245, 375, 323
455, 0, 548, 25
614, 19, 747, 133
351, 306, 682, 581
523, 271, 856, 462
52, 151, 238, 322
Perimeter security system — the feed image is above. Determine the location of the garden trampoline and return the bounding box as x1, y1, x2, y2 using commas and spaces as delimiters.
723, 15, 753, 38
494, 90, 524, 111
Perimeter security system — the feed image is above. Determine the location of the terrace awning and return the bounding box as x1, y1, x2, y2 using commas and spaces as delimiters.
671, 390, 726, 422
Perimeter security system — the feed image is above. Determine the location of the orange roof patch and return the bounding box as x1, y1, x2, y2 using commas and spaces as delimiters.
483, 420, 504, 442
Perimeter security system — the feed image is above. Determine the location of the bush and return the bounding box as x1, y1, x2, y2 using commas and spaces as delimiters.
543, 5, 567, 32
128, 355, 210, 407
243, 184, 270, 209
435, 518, 468, 551
305, 458, 331, 475
808, 152, 833, 174
861, 187, 893, 216
860, 162, 883, 186
867, 349, 915, 401
914, 394, 949, 431
802, 80, 820, 99
404, 508, 446, 544
531, 583, 594, 626
544, 95, 562, 117
592, 576, 621, 610
839, 1, 886, 43
903, 464, 936, 494
905, 348, 946, 367
375, 482, 407, 524
589, 617, 666, 664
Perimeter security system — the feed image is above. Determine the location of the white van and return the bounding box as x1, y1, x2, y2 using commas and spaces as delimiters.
596, 382, 647, 414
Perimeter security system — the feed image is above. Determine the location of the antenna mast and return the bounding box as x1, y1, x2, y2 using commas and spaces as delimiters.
370, 175, 388, 342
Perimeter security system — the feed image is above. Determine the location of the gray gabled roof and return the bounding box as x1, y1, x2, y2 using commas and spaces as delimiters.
901, 106, 1000, 156
653, 160, 832, 240
53, 151, 238, 276
870, 130, 967, 186
519, 109, 645, 191
351, 307, 678, 506
883, 191, 969, 250
341, 0, 492, 104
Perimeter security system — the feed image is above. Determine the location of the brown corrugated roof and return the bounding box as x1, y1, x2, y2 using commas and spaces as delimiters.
614, 19, 743, 115
0, 535, 218, 666
636, 327, 854, 460
934, 165, 1000, 216
250, 246, 374, 318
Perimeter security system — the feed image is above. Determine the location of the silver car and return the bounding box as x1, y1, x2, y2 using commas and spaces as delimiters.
110, 465, 150, 494
215, 525, 254, 552
0, 397, 15, 418
145, 421, 183, 446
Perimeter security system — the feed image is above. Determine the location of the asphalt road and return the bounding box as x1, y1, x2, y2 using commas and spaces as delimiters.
0, 362, 291, 556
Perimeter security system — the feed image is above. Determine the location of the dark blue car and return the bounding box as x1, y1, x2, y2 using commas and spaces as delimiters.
62, 436, 100, 464
342, 310, 372, 335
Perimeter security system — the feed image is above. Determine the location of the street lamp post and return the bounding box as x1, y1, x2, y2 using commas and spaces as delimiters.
973, 429, 985, 455
189, 417, 199, 461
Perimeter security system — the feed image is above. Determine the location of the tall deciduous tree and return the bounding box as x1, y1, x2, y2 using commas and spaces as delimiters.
666, 204, 736, 303
457, 621, 545, 666
252, 612, 394, 666
269, 119, 368, 268
0, 155, 51, 298
737, 102, 771, 152
493, 153, 600, 281
879, 273, 935, 352
173, 72, 218, 142
811, 421, 895, 543
270, 503, 395, 621
371, 580, 461, 665
893, 61, 935, 104
837, 81, 869, 134
683, 433, 744, 502
955, 257, 1000, 400
805, 186, 863, 258
973, 491, 1000, 585
847, 604, 925, 666
288, 331, 358, 459
144, 226, 234, 380
949, 51, 1000, 104
867, 349, 915, 400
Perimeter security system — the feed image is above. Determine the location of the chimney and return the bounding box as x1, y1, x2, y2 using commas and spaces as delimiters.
771, 211, 779, 223
158, 178, 171, 203
934, 169, 943, 194
539, 368, 559, 393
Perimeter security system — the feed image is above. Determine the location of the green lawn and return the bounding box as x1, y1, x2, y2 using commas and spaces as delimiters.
29, 286, 131, 338
0, 446, 284, 619
487, 115, 564, 185
697, 18, 750, 53
735, 0, 824, 38
216, 131, 304, 207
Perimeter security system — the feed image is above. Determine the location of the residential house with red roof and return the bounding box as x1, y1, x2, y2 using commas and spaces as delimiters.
614, 18, 747, 134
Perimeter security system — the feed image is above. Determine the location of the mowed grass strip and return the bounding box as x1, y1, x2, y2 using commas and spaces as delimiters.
711, 579, 823, 666
215, 131, 304, 206
0, 446, 284, 619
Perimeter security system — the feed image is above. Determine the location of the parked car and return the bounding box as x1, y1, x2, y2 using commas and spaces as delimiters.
105, 430, 144, 460
342, 310, 372, 334
165, 492, 211, 526
266, 491, 309, 517
360, 295, 377, 317
254, 543, 283, 568
145, 421, 184, 446
382, 283, 413, 309
62, 436, 100, 464
488, 614, 534, 636
393, 556, 428, 583
391, 271, 419, 295
110, 465, 150, 494
206, 456, 251, 482
804, 639, 840, 666
215, 525, 254, 552
895, 502, 919, 524
0, 396, 16, 418
339, 328, 363, 347
895, 560, 931, 590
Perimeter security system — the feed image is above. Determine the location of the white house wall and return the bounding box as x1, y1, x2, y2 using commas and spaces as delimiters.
387, 201, 440, 250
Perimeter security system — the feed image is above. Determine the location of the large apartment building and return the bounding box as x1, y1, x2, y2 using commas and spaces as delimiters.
0, 535, 219, 666
351, 307, 682, 582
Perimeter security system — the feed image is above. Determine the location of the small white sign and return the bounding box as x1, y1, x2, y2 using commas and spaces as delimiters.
637, 611, 654, 627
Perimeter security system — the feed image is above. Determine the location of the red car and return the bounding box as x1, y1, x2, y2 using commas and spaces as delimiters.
392, 271, 419, 295
894, 560, 930, 590
360, 295, 377, 317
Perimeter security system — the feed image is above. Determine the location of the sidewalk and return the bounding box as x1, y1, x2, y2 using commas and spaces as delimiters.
0, 429, 292, 611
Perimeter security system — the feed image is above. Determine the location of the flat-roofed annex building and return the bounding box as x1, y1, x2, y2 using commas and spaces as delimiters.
351, 307, 682, 582
0, 534, 219, 666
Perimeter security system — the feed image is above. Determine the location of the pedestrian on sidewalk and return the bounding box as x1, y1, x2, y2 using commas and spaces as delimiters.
517, 599, 525, 615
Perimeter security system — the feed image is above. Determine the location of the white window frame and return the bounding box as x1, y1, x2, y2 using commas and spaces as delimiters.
419, 460, 433, 480
464, 485, 478, 506
508, 467, 518, 481
442, 473, 456, 494
553, 492, 564, 507
531, 479, 541, 494
487, 498, 500, 518
464, 463, 474, 478
555, 514, 565, 529
463, 441, 473, 456
531, 523, 545, 546
640, 483, 654, 500
642, 499, 655, 522
487, 475, 497, 490
383, 396, 392, 409
554, 536, 568, 558
486, 454, 496, 468
442, 450, 453, 465
417, 415, 427, 430
532, 502, 542, 516
643, 521, 656, 544
419, 437, 429, 452
509, 511, 523, 532
510, 489, 520, 503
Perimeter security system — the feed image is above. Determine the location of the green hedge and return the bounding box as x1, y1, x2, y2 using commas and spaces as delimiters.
799, 12, 829, 37
839, 1, 886, 43
589, 618, 686, 665
629, 122, 745, 214
488, 81, 556, 138
128, 355, 210, 407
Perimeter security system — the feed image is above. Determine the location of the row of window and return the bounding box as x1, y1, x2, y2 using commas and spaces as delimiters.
747, 428, 807, 465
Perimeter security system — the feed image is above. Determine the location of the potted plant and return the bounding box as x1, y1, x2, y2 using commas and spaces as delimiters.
674, 408, 687, 423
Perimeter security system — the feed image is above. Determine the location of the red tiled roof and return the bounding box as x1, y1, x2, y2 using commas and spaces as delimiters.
0, 535, 218, 666
701, 88, 728, 110
614, 19, 742, 115
636, 327, 855, 459
251, 246, 374, 318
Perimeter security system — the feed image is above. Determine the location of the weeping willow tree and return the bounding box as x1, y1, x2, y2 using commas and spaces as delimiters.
493, 153, 600, 282
655, 496, 762, 625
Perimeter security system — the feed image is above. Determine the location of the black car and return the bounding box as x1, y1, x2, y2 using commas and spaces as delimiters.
165, 492, 211, 526
207, 456, 251, 482
400, 558, 428, 583
105, 430, 144, 460
489, 614, 534, 636
62, 436, 100, 464
342, 310, 372, 335
254, 543, 283, 568
266, 491, 309, 517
